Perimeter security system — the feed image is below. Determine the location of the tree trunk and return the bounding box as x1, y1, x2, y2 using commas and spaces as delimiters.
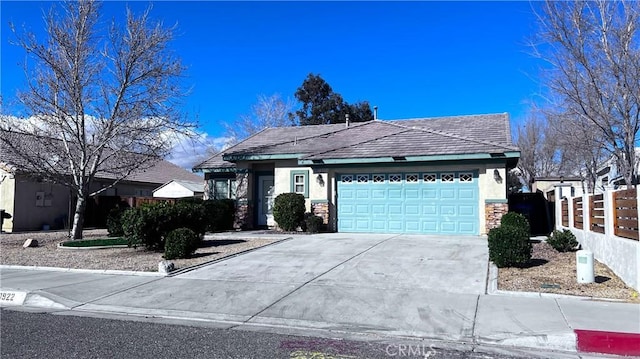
70, 194, 87, 240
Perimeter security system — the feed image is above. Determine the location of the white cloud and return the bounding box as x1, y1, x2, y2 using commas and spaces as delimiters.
165, 131, 232, 170
1, 115, 224, 171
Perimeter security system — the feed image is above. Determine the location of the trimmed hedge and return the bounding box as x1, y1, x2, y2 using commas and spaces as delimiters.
106, 207, 126, 237
121, 201, 206, 251
164, 227, 199, 260
500, 212, 530, 235
304, 213, 323, 233
547, 229, 578, 252
488, 225, 532, 268
203, 199, 235, 232
273, 193, 306, 231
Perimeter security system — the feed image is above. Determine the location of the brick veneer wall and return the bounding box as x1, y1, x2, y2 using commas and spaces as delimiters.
311, 202, 329, 224
235, 202, 253, 230
485, 202, 508, 232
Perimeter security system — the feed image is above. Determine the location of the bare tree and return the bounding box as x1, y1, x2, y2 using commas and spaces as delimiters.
516, 109, 568, 190
533, 0, 640, 188
1, 0, 193, 239
224, 94, 295, 144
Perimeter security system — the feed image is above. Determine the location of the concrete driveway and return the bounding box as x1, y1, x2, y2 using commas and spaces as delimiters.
75, 233, 488, 339
178, 233, 488, 294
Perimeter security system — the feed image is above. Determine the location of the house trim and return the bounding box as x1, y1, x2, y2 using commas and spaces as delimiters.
299, 151, 520, 166
224, 154, 302, 162
485, 199, 508, 204
290, 170, 310, 198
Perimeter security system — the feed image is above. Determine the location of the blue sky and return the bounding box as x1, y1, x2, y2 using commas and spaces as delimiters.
1, 1, 544, 167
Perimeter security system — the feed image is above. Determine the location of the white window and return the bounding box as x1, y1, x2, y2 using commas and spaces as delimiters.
406, 174, 418, 183
212, 179, 236, 199
389, 174, 402, 183
342, 175, 353, 183
373, 174, 385, 183
459, 173, 473, 182
294, 174, 305, 194
423, 174, 437, 182
357, 174, 369, 183
441, 173, 454, 182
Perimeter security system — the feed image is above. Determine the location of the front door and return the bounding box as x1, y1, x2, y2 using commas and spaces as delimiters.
257, 176, 275, 226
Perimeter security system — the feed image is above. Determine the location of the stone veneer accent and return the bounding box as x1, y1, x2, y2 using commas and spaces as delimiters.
235, 203, 253, 230
485, 202, 508, 232
311, 202, 329, 224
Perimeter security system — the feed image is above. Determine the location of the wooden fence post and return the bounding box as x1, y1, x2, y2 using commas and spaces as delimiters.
582, 193, 590, 231
554, 186, 563, 229
605, 189, 615, 236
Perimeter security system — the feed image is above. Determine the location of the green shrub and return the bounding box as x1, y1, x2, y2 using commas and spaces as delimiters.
164, 227, 199, 260
203, 199, 235, 232
304, 213, 323, 233
547, 229, 578, 252
273, 193, 305, 231
500, 212, 530, 235
121, 201, 207, 251
106, 207, 126, 236
488, 225, 532, 268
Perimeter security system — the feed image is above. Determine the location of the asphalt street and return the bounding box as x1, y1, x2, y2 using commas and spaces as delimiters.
0, 309, 528, 359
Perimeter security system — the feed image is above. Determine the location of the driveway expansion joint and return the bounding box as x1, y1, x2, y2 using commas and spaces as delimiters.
235, 234, 403, 328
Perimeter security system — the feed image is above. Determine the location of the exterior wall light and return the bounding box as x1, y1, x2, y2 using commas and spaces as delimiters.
493, 169, 503, 183
316, 174, 325, 187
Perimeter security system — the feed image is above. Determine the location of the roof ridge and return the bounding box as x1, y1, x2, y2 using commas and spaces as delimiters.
385, 119, 518, 151
382, 112, 509, 122
225, 121, 371, 155
303, 122, 411, 159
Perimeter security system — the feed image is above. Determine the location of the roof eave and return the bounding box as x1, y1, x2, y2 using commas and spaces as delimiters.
222, 153, 302, 161
299, 151, 520, 166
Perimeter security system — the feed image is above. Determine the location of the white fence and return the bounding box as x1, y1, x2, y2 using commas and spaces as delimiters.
555, 187, 639, 291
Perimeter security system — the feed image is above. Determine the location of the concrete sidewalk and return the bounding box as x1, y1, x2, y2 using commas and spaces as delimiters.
1, 233, 639, 358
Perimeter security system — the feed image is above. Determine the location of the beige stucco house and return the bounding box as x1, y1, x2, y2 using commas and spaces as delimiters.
1, 142, 202, 232
194, 113, 520, 235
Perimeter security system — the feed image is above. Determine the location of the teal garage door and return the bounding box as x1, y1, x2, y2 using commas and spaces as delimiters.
337, 172, 479, 234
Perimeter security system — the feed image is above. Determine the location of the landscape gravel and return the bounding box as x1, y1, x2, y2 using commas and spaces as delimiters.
498, 241, 639, 303
0, 229, 282, 272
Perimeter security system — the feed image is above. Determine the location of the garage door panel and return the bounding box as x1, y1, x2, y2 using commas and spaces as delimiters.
388, 204, 403, 215
338, 171, 479, 235
372, 189, 386, 199
458, 205, 475, 216
440, 189, 456, 199
388, 221, 403, 231
458, 188, 476, 200
355, 204, 369, 215
388, 189, 403, 199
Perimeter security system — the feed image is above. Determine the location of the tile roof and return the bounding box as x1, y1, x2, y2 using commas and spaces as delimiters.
193, 113, 517, 170
0, 132, 202, 185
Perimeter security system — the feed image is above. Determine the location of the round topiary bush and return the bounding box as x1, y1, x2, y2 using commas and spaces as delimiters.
546, 229, 578, 252
273, 193, 306, 231
164, 227, 199, 260
488, 225, 532, 268
304, 214, 324, 233
500, 212, 531, 235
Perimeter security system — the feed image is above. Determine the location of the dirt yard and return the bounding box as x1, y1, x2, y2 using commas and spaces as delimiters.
498, 241, 639, 303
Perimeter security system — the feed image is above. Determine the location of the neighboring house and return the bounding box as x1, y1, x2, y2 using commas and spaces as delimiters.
193, 113, 520, 235
595, 148, 640, 193
531, 177, 584, 201
153, 180, 204, 199
0, 138, 202, 232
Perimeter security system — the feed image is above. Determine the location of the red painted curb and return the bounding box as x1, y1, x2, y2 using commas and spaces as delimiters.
575, 329, 640, 356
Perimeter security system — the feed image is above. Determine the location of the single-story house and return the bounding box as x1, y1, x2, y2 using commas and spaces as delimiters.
531, 176, 584, 201
153, 180, 204, 199
1, 137, 203, 232
595, 148, 640, 192
193, 113, 520, 235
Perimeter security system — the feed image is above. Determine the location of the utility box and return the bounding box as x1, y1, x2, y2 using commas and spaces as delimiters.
576, 250, 595, 283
